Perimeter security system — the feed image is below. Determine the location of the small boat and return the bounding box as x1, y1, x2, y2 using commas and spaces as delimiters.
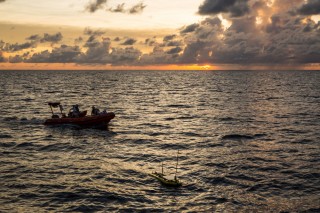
149, 152, 182, 187
44, 102, 115, 128
149, 171, 182, 187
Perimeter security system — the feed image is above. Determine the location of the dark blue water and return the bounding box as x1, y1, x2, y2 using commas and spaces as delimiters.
0, 70, 319, 212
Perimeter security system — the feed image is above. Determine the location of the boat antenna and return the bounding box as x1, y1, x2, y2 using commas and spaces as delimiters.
175, 150, 179, 179
161, 162, 164, 175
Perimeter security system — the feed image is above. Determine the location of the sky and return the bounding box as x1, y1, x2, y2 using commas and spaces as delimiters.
0, 0, 319, 70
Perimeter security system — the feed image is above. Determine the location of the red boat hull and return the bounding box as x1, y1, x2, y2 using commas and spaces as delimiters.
44, 112, 115, 127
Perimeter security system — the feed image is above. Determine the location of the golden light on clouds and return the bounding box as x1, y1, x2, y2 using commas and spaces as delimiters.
218, 14, 232, 30
256, 17, 263, 25
311, 15, 320, 23
0, 0, 319, 70
266, 0, 275, 7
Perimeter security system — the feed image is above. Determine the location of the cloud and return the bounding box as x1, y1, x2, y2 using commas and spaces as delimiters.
0, 33, 62, 52
82, 28, 106, 48
3, 41, 37, 52
40, 32, 63, 44
86, 0, 146, 14
84, 27, 105, 36
140, 46, 179, 65
78, 38, 111, 63
163, 34, 176, 42
198, 0, 250, 17
0, 32, 63, 53
180, 23, 200, 34
0, 40, 6, 50
28, 45, 81, 63
74, 36, 84, 44
77, 38, 142, 65
9, 55, 24, 63
85, 0, 107, 13
110, 47, 142, 65
166, 40, 183, 47
84, 35, 100, 48
297, 0, 320, 15
179, 10, 320, 65
129, 2, 147, 14
108, 2, 146, 14
121, 38, 137, 45
2, 0, 320, 67
144, 37, 158, 46
166, 46, 183, 54
108, 3, 125, 13
26, 34, 41, 41
0, 51, 6, 62
158, 34, 183, 47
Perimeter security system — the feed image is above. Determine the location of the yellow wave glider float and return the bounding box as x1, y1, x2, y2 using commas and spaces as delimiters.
149, 151, 182, 187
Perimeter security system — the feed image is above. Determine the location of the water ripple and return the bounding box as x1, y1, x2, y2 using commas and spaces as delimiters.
0, 70, 319, 212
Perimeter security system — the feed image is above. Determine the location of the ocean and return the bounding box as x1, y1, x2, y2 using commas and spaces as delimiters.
0, 70, 319, 212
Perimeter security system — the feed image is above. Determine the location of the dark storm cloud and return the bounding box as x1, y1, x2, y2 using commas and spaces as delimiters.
40, 32, 63, 43
297, 0, 320, 15
160, 35, 181, 47
182, 17, 223, 41
228, 16, 257, 33
121, 38, 137, 45
179, 10, 320, 65
198, 0, 250, 17
166, 46, 183, 54
139, 46, 179, 65
110, 47, 142, 65
179, 40, 208, 64
28, 45, 81, 63
129, 2, 147, 14
3, 0, 320, 67
85, 0, 107, 13
180, 23, 200, 34
77, 39, 111, 63
77, 38, 141, 65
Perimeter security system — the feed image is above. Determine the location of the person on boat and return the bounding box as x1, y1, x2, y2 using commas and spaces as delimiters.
91, 106, 95, 115
91, 106, 100, 115
101, 107, 107, 114
71, 104, 80, 117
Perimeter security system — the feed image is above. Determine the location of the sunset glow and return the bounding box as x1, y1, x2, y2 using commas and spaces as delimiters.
0, 0, 319, 70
